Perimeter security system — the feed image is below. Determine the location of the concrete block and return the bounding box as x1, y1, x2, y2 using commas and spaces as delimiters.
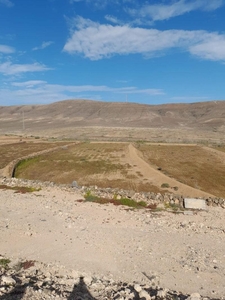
184, 198, 207, 210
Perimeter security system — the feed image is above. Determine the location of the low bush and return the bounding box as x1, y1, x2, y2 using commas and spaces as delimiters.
84, 192, 147, 209
161, 183, 170, 188
0, 258, 10, 269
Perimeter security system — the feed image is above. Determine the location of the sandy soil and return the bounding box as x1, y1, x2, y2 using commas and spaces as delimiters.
0, 185, 225, 298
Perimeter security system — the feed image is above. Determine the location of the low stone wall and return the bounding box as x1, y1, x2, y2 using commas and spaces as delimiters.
81, 185, 225, 209
1, 177, 224, 209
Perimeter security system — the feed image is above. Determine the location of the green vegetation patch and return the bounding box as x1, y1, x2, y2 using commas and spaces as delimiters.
0, 258, 11, 269
161, 183, 170, 188
84, 191, 147, 209
164, 202, 183, 212
0, 184, 41, 193
14, 143, 130, 186
0, 141, 66, 169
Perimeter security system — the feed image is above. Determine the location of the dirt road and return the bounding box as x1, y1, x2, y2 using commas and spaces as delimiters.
126, 144, 213, 198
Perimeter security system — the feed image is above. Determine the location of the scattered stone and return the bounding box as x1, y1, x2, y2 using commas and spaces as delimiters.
1, 255, 209, 300
139, 289, 151, 299
1, 177, 225, 209
157, 289, 167, 298
1, 275, 16, 286
134, 283, 142, 293
187, 292, 201, 300
71, 180, 79, 188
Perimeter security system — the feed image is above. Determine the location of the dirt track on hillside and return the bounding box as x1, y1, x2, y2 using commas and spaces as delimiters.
126, 144, 213, 198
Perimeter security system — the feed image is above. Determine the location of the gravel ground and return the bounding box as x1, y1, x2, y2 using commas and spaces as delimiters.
0, 182, 225, 299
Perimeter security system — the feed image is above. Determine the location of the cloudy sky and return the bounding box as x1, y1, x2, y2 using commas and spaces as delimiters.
1, 0, 225, 106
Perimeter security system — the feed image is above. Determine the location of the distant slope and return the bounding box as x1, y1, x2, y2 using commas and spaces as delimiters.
0, 99, 225, 132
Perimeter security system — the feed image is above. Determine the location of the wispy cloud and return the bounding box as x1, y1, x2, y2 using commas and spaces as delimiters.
0, 0, 14, 7
32, 41, 54, 51
0, 80, 164, 105
12, 80, 47, 87
128, 0, 223, 22
104, 15, 122, 24
0, 62, 51, 75
11, 81, 163, 95
63, 17, 225, 61
69, 0, 112, 9
0, 44, 15, 54
69, 0, 134, 9
68, 0, 223, 23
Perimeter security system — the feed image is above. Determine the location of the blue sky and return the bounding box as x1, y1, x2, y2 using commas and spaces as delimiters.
0, 0, 225, 106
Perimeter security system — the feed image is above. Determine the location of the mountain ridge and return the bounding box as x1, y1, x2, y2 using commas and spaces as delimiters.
0, 99, 225, 134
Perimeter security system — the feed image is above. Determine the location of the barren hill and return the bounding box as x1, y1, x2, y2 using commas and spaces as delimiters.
0, 99, 225, 141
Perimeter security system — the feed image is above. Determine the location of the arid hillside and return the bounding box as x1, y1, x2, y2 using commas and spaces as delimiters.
0, 99, 225, 142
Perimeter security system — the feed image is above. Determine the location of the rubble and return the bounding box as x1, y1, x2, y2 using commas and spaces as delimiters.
0, 257, 216, 300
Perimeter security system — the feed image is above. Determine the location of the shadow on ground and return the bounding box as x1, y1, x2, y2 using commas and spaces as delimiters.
68, 276, 96, 300
0, 276, 96, 300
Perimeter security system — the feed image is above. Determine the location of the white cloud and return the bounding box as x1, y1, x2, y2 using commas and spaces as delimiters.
69, 0, 134, 9
0, 81, 163, 105
0, 62, 51, 75
32, 41, 54, 51
189, 34, 225, 60
63, 18, 225, 61
43, 83, 163, 95
0, 44, 15, 54
129, 0, 223, 22
12, 80, 47, 87
104, 15, 122, 24
0, 0, 14, 7
69, 0, 110, 9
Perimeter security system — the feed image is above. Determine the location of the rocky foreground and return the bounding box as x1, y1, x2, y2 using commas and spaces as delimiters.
0, 178, 225, 299
0, 257, 213, 300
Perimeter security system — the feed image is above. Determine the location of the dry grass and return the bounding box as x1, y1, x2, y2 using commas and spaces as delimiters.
138, 144, 225, 198
212, 145, 225, 153
0, 185, 40, 193
14, 142, 163, 192
9, 141, 225, 197
0, 141, 68, 169
15, 143, 128, 185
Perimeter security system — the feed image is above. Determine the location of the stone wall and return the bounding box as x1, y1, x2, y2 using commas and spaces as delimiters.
1, 177, 224, 209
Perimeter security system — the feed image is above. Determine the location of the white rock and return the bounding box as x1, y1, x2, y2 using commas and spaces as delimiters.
83, 276, 92, 286
1, 276, 16, 285
187, 292, 201, 300
134, 284, 142, 292
157, 289, 167, 298
139, 289, 151, 299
